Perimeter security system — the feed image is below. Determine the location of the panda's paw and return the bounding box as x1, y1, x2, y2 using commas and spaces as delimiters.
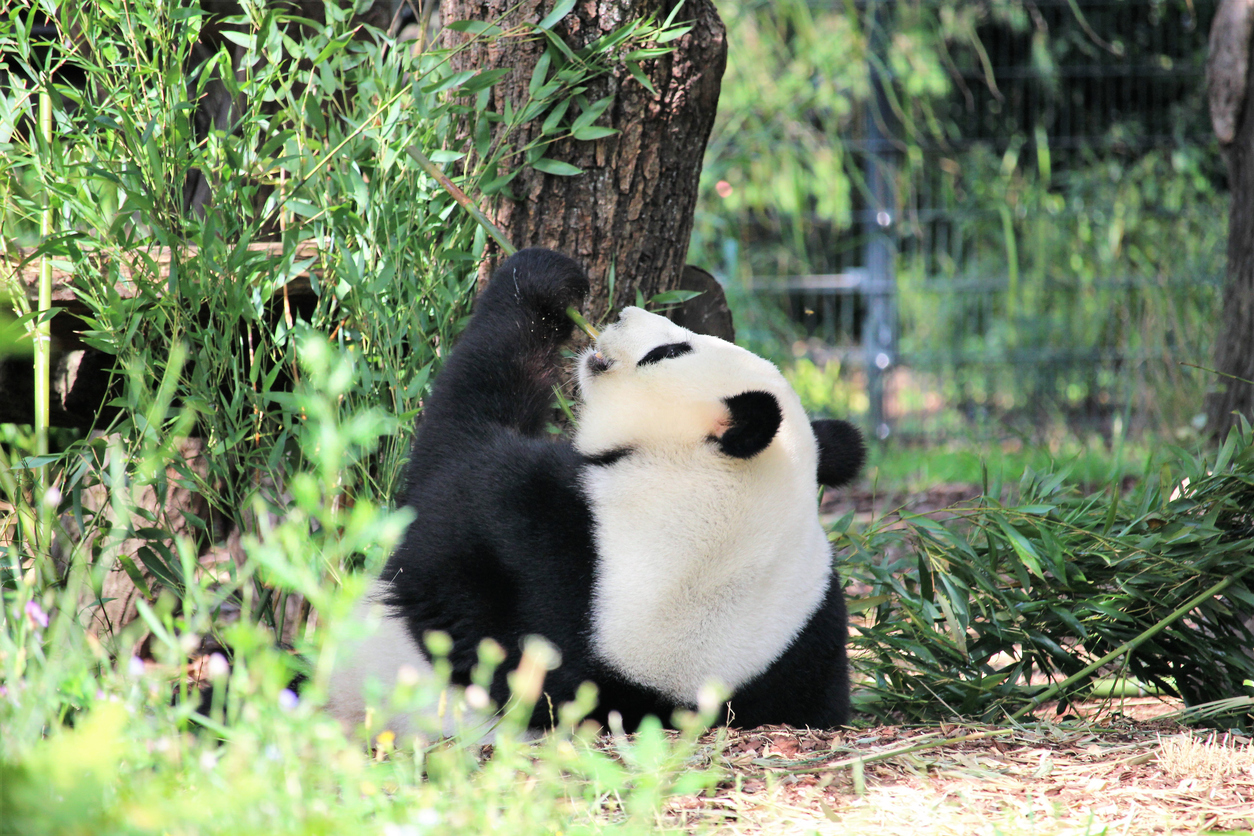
486, 248, 590, 319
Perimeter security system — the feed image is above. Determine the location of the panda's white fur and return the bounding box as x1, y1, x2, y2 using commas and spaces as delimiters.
324, 588, 430, 740
325, 586, 502, 742
324, 248, 860, 736
576, 308, 832, 702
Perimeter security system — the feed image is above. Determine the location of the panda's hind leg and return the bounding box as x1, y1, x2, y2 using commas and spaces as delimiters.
325, 582, 506, 746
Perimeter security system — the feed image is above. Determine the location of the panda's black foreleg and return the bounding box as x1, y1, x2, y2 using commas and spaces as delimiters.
415, 248, 590, 440
380, 249, 593, 712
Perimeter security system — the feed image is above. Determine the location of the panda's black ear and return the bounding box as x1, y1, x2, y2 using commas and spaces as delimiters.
812, 419, 865, 488
716, 391, 782, 459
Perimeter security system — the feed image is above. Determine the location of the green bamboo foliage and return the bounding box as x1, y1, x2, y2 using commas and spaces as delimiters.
0, 0, 683, 628
845, 419, 1254, 725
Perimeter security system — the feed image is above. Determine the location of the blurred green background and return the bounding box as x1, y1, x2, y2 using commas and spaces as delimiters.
691, 0, 1222, 472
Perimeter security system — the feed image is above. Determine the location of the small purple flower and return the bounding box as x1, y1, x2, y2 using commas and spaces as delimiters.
24, 600, 48, 630
0, 685, 9, 699
278, 689, 299, 711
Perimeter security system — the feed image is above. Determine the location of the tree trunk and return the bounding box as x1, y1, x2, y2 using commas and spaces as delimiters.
1206, 0, 1254, 438
440, 0, 726, 322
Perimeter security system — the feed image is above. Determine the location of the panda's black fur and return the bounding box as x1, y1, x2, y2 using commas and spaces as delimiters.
343, 248, 863, 732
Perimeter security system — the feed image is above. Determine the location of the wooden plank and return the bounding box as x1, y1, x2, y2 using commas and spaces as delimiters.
1, 240, 324, 311
747, 270, 869, 294
0, 241, 324, 428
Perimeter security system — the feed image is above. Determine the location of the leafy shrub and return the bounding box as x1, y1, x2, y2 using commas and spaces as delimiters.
845, 420, 1254, 726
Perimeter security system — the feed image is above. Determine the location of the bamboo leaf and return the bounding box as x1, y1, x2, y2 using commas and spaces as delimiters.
115, 554, 153, 600
528, 50, 552, 97
136, 544, 183, 591
445, 19, 504, 36
648, 289, 701, 306
539, 29, 577, 62
537, 0, 577, 30
462, 68, 511, 93
541, 98, 571, 135
572, 124, 617, 141
423, 70, 477, 95
995, 518, 1044, 578
571, 95, 614, 132
532, 158, 583, 176
624, 61, 657, 94
655, 24, 694, 43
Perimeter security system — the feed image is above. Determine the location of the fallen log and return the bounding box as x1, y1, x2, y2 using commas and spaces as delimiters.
1, 241, 321, 427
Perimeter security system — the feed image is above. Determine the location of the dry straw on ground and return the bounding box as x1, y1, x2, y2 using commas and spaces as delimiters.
647, 710, 1254, 835
1158, 732, 1254, 783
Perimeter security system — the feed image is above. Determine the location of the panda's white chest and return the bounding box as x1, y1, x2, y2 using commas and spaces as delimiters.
580, 448, 832, 705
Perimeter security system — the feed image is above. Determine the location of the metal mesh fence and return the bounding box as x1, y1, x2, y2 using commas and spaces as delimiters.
743, 0, 1226, 442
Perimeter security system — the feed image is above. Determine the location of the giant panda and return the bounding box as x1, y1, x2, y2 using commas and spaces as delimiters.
325, 247, 864, 737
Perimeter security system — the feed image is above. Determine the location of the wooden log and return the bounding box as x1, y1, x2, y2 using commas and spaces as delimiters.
2, 240, 322, 312
0, 241, 323, 427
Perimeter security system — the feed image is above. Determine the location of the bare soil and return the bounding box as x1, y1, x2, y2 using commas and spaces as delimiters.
821, 483, 985, 523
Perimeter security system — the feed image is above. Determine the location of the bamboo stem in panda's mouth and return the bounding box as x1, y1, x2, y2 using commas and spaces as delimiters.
566, 306, 600, 341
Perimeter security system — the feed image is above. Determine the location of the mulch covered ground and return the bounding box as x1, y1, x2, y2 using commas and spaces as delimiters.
657, 483, 1254, 834
658, 706, 1254, 835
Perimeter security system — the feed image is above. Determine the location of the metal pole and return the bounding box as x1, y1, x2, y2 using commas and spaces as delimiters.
863, 0, 897, 442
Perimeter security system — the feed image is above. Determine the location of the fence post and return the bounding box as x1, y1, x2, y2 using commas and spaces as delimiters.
863, 0, 897, 442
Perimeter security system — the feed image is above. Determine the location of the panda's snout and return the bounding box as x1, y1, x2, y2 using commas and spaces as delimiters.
587, 352, 613, 375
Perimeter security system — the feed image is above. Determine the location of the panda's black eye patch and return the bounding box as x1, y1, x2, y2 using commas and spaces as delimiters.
637, 342, 692, 366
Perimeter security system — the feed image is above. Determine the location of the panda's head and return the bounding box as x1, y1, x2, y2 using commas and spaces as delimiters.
574, 307, 814, 473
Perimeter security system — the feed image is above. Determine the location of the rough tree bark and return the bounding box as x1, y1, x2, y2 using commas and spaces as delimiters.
1206, 0, 1254, 438
440, 0, 727, 322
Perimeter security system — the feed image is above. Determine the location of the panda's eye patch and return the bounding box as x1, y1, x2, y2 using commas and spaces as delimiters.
637, 342, 693, 366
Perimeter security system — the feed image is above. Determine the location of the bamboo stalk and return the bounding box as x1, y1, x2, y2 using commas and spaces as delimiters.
33, 72, 54, 564
565, 305, 599, 340
405, 145, 517, 256
36, 87, 52, 461
1008, 566, 1254, 720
